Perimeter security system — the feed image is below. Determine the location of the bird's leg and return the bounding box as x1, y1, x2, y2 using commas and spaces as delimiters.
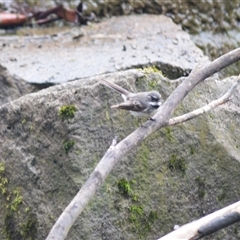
148, 117, 155, 121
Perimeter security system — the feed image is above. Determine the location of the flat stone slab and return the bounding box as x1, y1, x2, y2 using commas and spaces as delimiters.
0, 15, 209, 83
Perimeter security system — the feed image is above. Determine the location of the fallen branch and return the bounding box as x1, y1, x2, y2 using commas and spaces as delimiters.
157, 200, 240, 240
168, 77, 240, 126
46, 48, 240, 239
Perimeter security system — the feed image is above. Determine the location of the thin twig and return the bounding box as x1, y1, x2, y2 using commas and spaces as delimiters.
168, 79, 240, 126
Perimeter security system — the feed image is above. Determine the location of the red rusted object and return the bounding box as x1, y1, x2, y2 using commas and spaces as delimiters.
0, 1, 93, 28
0, 12, 27, 27
54, 4, 78, 23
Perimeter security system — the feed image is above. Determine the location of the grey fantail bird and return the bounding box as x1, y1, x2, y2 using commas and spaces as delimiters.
100, 79, 161, 118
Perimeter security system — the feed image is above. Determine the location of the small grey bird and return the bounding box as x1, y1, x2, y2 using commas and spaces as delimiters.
100, 79, 161, 118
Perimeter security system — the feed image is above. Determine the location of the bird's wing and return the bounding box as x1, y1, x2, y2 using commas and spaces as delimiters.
99, 79, 132, 96
111, 99, 146, 112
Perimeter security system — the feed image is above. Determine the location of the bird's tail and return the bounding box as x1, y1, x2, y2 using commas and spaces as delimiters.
99, 79, 132, 96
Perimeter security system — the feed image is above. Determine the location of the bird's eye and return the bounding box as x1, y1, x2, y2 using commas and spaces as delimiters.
151, 95, 159, 101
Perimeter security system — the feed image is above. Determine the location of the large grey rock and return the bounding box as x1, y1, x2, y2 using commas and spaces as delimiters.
0, 15, 208, 84
1, 0, 239, 78
0, 67, 240, 239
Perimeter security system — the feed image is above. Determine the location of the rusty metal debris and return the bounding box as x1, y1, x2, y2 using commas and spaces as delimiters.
0, 1, 95, 28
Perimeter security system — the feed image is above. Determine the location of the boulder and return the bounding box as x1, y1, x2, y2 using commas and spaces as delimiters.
0, 68, 240, 239
0, 15, 208, 84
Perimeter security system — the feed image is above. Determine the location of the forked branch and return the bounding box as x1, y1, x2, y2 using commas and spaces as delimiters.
168, 77, 240, 126
46, 48, 240, 240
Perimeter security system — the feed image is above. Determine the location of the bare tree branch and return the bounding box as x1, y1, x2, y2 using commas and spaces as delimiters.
157, 200, 240, 240
168, 78, 240, 126
46, 48, 240, 239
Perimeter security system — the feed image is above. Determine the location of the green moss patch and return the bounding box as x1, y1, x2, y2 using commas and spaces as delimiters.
59, 105, 77, 120
115, 177, 159, 238
168, 154, 187, 174
63, 139, 75, 154
117, 179, 131, 196
0, 162, 38, 240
